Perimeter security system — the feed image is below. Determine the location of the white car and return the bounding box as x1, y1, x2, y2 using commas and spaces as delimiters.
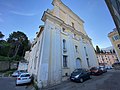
12, 70, 26, 77
12, 70, 21, 77
16, 73, 32, 85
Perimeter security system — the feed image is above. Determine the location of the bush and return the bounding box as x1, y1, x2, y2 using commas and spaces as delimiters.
10, 55, 21, 61
33, 81, 39, 90
0, 41, 11, 57
2, 69, 16, 77
0, 56, 10, 61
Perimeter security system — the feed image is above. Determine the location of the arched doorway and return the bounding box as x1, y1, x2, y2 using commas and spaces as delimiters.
76, 58, 81, 69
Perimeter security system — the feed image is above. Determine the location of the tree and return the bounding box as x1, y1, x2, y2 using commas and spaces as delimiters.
94, 48, 96, 53
7, 31, 30, 58
100, 50, 104, 53
110, 50, 112, 53
104, 50, 106, 54
0, 32, 4, 39
0, 41, 11, 56
113, 49, 116, 53
96, 45, 101, 54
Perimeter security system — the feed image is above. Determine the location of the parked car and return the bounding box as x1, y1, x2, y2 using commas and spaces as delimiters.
16, 73, 32, 85
105, 66, 113, 70
90, 67, 103, 75
99, 66, 107, 73
12, 70, 27, 77
112, 62, 120, 70
70, 68, 91, 83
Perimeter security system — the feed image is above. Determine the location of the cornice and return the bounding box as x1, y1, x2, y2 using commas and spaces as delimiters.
52, 0, 84, 23
41, 11, 91, 41
108, 30, 118, 37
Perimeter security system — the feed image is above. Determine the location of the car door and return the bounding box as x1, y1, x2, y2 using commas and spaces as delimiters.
82, 70, 89, 80
80, 70, 85, 79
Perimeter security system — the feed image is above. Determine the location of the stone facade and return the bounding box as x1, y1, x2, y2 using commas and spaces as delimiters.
108, 28, 120, 61
26, 0, 98, 88
96, 53, 118, 67
0, 61, 18, 71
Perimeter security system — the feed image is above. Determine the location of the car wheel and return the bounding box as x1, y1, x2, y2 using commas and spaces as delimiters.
80, 78, 84, 83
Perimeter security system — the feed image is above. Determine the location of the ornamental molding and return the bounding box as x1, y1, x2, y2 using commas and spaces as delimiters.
42, 11, 91, 41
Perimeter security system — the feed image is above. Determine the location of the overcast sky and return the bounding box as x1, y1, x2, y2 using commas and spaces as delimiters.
0, 0, 115, 48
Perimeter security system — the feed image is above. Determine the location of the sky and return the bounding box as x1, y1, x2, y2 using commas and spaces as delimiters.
0, 0, 115, 48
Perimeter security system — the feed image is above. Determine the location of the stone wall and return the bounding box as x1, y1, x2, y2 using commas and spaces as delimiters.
0, 61, 18, 71
0, 61, 9, 71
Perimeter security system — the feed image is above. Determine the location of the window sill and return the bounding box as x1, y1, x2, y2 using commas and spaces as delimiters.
62, 67, 70, 69
61, 30, 69, 36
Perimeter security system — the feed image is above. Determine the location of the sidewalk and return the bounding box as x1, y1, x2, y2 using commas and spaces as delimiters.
41, 80, 72, 90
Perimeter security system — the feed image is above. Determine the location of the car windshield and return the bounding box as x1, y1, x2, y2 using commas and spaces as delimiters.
14, 71, 19, 73
91, 67, 98, 70
20, 70, 26, 73
21, 74, 30, 77
73, 69, 83, 73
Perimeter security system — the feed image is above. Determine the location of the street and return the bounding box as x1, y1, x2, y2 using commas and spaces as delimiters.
0, 70, 120, 90
0, 77, 33, 90
42, 70, 120, 90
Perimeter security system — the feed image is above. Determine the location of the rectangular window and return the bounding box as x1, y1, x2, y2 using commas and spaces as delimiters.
86, 58, 90, 67
112, 37, 115, 41
84, 47, 88, 56
75, 45, 78, 52
62, 28, 65, 32
63, 39, 66, 49
112, 55, 114, 58
74, 34, 76, 37
34, 56, 37, 69
72, 22, 74, 28
63, 39, 67, 52
113, 35, 120, 41
118, 44, 120, 49
63, 55, 67, 67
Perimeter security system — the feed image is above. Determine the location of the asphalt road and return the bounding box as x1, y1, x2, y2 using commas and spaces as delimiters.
42, 70, 120, 90
0, 70, 120, 90
0, 77, 33, 90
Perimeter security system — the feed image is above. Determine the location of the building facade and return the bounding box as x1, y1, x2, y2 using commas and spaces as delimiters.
96, 53, 117, 67
27, 0, 98, 88
108, 28, 120, 61
105, 0, 120, 35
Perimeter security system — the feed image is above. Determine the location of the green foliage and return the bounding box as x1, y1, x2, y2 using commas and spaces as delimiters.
0, 56, 10, 61
0, 31, 30, 62
0, 41, 11, 56
7, 31, 30, 57
33, 81, 39, 90
10, 55, 21, 61
100, 50, 104, 53
4, 70, 13, 77
1, 69, 16, 76
0, 32, 4, 39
